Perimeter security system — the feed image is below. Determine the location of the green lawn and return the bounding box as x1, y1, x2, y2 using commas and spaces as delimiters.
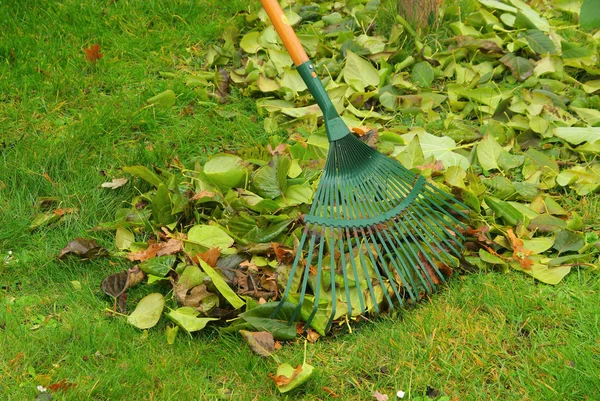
1, 1, 599, 400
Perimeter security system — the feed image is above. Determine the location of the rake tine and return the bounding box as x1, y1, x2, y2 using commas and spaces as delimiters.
305, 225, 327, 328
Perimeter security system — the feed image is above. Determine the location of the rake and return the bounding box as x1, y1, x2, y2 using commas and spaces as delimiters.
261, 0, 469, 332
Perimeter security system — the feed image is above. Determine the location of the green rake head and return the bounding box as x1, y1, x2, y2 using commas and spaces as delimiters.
275, 134, 468, 332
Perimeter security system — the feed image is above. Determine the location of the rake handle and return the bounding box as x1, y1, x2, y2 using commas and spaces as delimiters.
259, 0, 309, 66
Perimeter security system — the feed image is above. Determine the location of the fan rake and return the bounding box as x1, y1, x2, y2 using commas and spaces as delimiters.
260, 0, 469, 332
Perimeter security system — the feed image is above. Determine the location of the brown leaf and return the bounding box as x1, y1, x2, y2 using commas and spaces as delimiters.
191, 190, 215, 200
156, 238, 183, 256
373, 391, 389, 401
100, 178, 128, 189
240, 330, 275, 357
84, 43, 103, 64
53, 207, 75, 217
272, 242, 295, 264
306, 328, 321, 343
267, 143, 287, 155
58, 238, 108, 260
101, 270, 128, 299
47, 379, 78, 392
506, 229, 534, 270
197, 247, 221, 267
127, 242, 161, 262
214, 68, 230, 103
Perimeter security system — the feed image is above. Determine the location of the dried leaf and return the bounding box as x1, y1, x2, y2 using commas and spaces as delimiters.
197, 247, 221, 267
156, 238, 183, 256
101, 178, 128, 189
240, 330, 275, 357
84, 43, 103, 64
373, 391, 389, 401
127, 242, 161, 262
58, 238, 108, 260
47, 380, 78, 392
507, 229, 533, 269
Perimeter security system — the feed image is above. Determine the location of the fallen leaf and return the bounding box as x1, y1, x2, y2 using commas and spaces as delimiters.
127, 293, 165, 329
101, 178, 128, 189
306, 328, 321, 343
127, 242, 161, 262
84, 43, 103, 64
506, 229, 533, 269
373, 391, 389, 401
272, 242, 295, 264
240, 330, 275, 357
191, 190, 216, 200
58, 238, 108, 260
47, 380, 78, 392
156, 238, 183, 256
196, 247, 221, 267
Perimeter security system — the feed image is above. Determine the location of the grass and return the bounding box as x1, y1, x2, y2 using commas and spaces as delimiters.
1, 1, 599, 400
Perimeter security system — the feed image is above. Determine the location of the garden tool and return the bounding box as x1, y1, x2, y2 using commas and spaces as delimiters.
261, 0, 468, 332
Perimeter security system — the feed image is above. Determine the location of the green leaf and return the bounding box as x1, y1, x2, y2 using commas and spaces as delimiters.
273, 363, 314, 393
479, 249, 508, 266
166, 325, 179, 345
411, 62, 435, 87
166, 307, 218, 333
553, 127, 600, 145
245, 218, 293, 243
580, 0, 600, 29
500, 53, 534, 81
477, 135, 504, 171
240, 31, 261, 53
396, 136, 425, 169
485, 196, 524, 225
417, 131, 470, 169
127, 293, 165, 329
528, 214, 567, 233
524, 29, 556, 54
239, 302, 298, 340
199, 260, 245, 309
147, 90, 176, 108
203, 154, 247, 192
283, 184, 313, 206
343, 50, 379, 91
138, 255, 176, 277
511, 260, 571, 285
152, 184, 176, 225
553, 231, 585, 253
187, 225, 234, 250
115, 227, 134, 250
122, 165, 164, 187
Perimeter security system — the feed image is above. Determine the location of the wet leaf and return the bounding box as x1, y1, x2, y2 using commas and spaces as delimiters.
127, 293, 165, 329
58, 238, 108, 260
240, 330, 275, 357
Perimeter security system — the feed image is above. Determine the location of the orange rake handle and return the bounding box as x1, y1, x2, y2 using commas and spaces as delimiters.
260, 0, 309, 66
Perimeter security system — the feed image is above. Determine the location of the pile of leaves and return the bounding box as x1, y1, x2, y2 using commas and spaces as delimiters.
80, 0, 600, 346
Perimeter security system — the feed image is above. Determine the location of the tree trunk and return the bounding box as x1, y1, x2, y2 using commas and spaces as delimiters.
397, 0, 440, 30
